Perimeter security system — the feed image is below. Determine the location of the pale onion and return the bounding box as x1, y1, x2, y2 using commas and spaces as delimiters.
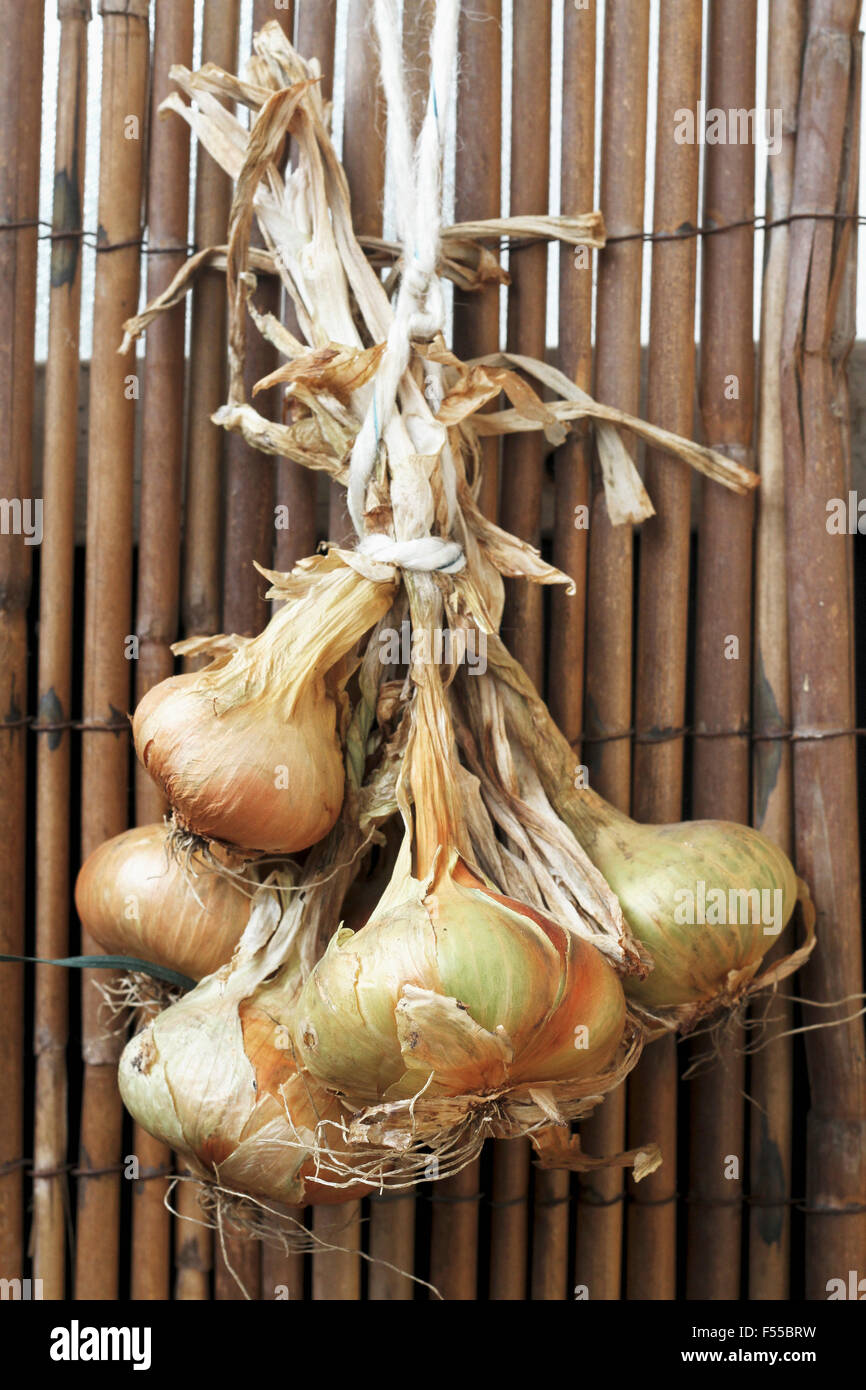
118, 881, 369, 1207
491, 660, 810, 1023
293, 843, 627, 1105
75, 824, 254, 981
560, 794, 799, 1014
132, 552, 397, 854
292, 639, 627, 1108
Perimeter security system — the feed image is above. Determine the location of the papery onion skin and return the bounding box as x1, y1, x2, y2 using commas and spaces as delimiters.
292, 854, 627, 1105
134, 672, 344, 855
559, 797, 799, 1011
132, 558, 398, 854
118, 992, 368, 1208
75, 824, 253, 980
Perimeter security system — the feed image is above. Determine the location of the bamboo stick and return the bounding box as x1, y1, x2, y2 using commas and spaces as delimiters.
75, 0, 149, 1301
181, 0, 239, 645
489, 1140, 531, 1300
271, 0, 317, 579
368, 1194, 417, 1299
311, 1203, 362, 1302
176, 0, 239, 1301
575, 0, 650, 1303
130, 0, 195, 1303
453, 0, 501, 525
213, 1222, 261, 1301
174, 1164, 212, 1300
490, 0, 551, 1302
626, 0, 703, 1302
222, 0, 293, 639
0, 0, 43, 1288
748, 0, 804, 1302
780, 0, 866, 1299
330, 0, 384, 547
498, 0, 550, 693
531, 0, 596, 1303
31, 0, 89, 1302
686, 0, 757, 1302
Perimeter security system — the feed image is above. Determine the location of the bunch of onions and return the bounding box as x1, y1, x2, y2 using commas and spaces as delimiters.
119, 881, 370, 1208
75, 824, 255, 982
292, 645, 630, 1116
132, 552, 397, 854
489, 650, 814, 1026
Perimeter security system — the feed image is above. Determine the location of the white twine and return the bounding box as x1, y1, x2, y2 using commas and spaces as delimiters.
347, 0, 463, 574
358, 532, 466, 574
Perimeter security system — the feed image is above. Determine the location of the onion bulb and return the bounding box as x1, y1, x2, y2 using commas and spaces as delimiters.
293, 843, 627, 1105
75, 824, 254, 980
132, 552, 397, 854
293, 639, 628, 1108
491, 658, 810, 1023
118, 881, 369, 1207
560, 794, 799, 1014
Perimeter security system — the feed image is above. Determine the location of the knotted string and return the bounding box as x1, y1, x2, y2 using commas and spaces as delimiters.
347, 0, 464, 575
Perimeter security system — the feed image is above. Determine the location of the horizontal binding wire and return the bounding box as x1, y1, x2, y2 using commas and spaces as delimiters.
576, 726, 866, 747
2, 1158, 170, 1181
628, 1191, 679, 1207
578, 1189, 626, 1208
508, 211, 866, 256
428, 1190, 484, 1205
0, 217, 193, 255
1, 717, 130, 733
5, 717, 864, 742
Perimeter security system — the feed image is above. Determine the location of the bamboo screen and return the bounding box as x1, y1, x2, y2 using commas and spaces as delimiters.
0, 0, 863, 1304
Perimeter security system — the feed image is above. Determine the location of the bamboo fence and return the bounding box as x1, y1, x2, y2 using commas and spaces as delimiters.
0, 0, 862, 1303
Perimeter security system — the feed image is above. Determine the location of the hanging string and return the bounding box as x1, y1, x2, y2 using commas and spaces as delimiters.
346, 0, 463, 574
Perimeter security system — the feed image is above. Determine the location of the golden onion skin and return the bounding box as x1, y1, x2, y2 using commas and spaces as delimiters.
131, 556, 398, 855
75, 824, 253, 980
118, 992, 367, 1208
292, 860, 627, 1105
133, 671, 344, 855
582, 815, 799, 1010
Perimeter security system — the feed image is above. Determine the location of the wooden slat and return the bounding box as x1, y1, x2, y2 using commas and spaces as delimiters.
627, 0, 703, 1302
32, 0, 89, 1302
576, 0, 650, 1303
131, 0, 195, 1303
330, 0, 384, 547
686, 0, 757, 1302
749, 0, 805, 1302
0, 0, 44, 1287
780, 0, 866, 1298
75, 0, 149, 1302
